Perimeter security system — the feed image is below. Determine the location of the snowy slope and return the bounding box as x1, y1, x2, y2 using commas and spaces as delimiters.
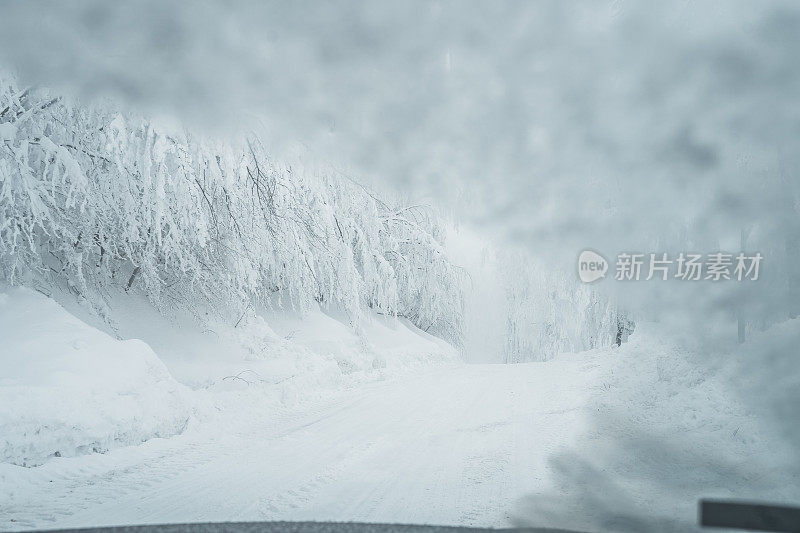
0, 286, 459, 468
0, 287, 191, 467
515, 322, 800, 532
2, 303, 797, 531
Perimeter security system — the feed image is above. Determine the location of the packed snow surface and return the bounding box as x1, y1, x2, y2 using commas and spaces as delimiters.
2, 289, 797, 532
2, 355, 600, 530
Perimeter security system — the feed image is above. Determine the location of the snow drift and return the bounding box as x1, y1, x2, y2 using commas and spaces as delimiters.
514, 320, 800, 531
0, 286, 191, 466
0, 284, 459, 468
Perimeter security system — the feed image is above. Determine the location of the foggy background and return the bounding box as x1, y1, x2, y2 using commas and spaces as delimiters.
2, 2, 799, 530
3, 0, 798, 337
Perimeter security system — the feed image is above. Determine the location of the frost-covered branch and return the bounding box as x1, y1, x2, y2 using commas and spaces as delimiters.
0, 76, 466, 345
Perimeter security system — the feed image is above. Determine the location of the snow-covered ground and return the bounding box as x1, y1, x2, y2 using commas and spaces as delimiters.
2, 288, 798, 532
0, 286, 457, 468
0, 287, 192, 467
2, 350, 600, 530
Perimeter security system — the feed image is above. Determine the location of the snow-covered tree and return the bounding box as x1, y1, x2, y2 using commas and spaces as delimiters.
0, 75, 465, 346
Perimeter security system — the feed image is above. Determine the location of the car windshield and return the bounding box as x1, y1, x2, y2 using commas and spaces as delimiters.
0, 2, 798, 533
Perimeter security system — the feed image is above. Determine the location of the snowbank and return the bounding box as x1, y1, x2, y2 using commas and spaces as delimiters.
66, 287, 460, 393
0, 286, 459, 467
515, 322, 800, 532
0, 287, 191, 467
264, 308, 458, 376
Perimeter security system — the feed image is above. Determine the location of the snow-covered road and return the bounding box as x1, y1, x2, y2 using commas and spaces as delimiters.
2, 357, 602, 531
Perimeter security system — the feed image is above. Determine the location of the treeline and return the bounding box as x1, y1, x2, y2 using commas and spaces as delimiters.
498, 251, 628, 362
0, 77, 465, 345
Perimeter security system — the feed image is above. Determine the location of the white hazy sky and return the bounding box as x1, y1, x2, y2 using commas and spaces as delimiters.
2, 0, 798, 330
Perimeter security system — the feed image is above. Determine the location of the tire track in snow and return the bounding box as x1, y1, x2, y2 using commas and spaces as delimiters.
3, 359, 604, 530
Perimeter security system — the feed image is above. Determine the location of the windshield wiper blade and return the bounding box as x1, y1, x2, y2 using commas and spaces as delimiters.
700, 499, 800, 532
